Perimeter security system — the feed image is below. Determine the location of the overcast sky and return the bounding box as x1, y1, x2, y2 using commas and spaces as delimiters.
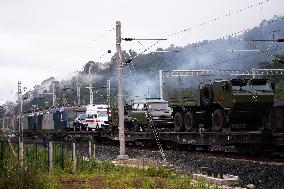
0, 0, 283, 103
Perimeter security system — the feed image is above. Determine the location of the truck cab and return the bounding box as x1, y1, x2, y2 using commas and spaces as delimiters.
128, 98, 173, 131
110, 98, 173, 132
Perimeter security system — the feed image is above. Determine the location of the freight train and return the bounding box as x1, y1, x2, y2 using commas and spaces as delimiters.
0, 106, 86, 131
0, 78, 284, 154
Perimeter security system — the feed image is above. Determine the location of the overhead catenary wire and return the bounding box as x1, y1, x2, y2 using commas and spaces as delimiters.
120, 0, 282, 97
244, 39, 284, 63
125, 0, 276, 76
199, 30, 281, 57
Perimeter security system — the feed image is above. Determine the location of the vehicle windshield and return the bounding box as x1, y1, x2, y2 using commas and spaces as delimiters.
148, 103, 169, 110
87, 114, 97, 119
231, 79, 251, 92
97, 110, 108, 117
231, 79, 272, 92
250, 79, 272, 91
77, 113, 87, 120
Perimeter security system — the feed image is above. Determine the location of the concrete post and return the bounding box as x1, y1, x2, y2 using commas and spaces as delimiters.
2, 117, 5, 131
116, 21, 128, 160
93, 143, 96, 160
48, 141, 53, 171
88, 141, 92, 160
18, 120, 23, 166
72, 142, 76, 173
12, 117, 15, 131
18, 140, 23, 166
159, 70, 163, 100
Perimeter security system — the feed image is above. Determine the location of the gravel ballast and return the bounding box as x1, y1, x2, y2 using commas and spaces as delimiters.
95, 145, 284, 189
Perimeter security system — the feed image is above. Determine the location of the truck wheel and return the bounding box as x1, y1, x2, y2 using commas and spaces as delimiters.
212, 109, 225, 131
184, 111, 197, 131
174, 112, 184, 131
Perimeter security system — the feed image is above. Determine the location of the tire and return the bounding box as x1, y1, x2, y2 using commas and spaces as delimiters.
201, 84, 213, 106
212, 109, 225, 132
174, 112, 184, 131
184, 111, 197, 131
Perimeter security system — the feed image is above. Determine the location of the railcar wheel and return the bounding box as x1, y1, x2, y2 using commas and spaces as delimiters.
212, 109, 225, 132
174, 112, 184, 131
184, 111, 197, 131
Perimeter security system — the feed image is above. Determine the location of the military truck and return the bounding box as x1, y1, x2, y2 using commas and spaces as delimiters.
169, 79, 275, 132
110, 98, 173, 132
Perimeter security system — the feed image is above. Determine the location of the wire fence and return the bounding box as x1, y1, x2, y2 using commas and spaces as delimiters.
0, 137, 97, 174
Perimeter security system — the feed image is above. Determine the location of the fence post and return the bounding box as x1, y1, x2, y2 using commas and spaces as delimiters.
88, 141, 92, 160
48, 141, 53, 171
0, 142, 4, 175
61, 143, 64, 170
93, 143, 96, 160
12, 118, 15, 131
72, 142, 76, 173
2, 118, 4, 131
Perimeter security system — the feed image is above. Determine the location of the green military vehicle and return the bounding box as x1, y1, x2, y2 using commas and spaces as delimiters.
110, 98, 173, 132
169, 79, 275, 132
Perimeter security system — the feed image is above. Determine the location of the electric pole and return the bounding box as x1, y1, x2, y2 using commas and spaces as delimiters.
17, 81, 23, 166
52, 83, 56, 107
147, 81, 150, 98
86, 67, 94, 105
107, 79, 111, 108
159, 70, 163, 100
76, 74, 80, 106
116, 21, 128, 160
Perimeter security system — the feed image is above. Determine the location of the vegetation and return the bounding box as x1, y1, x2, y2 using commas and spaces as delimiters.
0, 141, 218, 189
1, 15, 283, 117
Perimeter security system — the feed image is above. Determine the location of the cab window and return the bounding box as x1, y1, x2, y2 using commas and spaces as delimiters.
132, 103, 145, 111
222, 82, 230, 91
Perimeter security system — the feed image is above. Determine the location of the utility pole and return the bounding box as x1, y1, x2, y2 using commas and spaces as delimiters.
147, 81, 150, 98
159, 70, 163, 100
76, 74, 80, 106
39, 84, 56, 107
17, 81, 23, 166
116, 21, 128, 160
52, 83, 56, 107
86, 67, 94, 105
107, 80, 111, 108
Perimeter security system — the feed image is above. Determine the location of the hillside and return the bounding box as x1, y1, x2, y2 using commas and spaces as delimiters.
18, 15, 284, 112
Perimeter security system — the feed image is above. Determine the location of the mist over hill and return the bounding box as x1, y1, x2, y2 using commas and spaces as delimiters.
16, 15, 284, 112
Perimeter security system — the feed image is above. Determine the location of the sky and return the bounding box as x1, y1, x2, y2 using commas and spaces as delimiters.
0, 0, 283, 104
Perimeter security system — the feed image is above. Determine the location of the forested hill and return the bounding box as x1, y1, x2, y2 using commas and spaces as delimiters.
18, 15, 284, 112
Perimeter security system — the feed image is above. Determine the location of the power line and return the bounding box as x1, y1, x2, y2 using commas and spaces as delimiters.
199, 29, 281, 57
167, 0, 271, 37
126, 0, 277, 70
200, 45, 282, 69
244, 39, 284, 63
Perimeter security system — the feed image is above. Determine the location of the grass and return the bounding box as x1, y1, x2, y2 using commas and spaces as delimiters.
0, 141, 219, 189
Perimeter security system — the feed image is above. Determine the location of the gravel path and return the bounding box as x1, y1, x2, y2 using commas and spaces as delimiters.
95, 145, 284, 189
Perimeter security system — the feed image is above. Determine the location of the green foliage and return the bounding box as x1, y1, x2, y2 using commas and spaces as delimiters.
275, 80, 284, 99
0, 142, 214, 189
